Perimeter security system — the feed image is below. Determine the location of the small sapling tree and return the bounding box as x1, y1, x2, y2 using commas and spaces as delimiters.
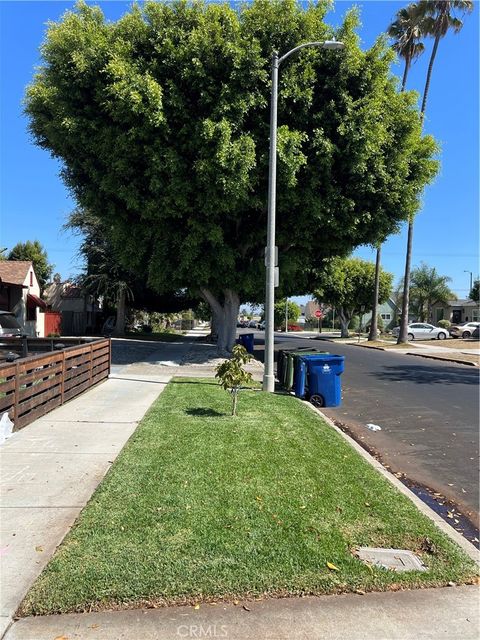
215, 345, 253, 417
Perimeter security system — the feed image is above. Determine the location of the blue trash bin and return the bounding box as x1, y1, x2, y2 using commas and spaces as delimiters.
238, 333, 255, 354
296, 354, 345, 407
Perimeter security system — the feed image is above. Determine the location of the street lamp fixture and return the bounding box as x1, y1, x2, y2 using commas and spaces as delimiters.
263, 39, 345, 392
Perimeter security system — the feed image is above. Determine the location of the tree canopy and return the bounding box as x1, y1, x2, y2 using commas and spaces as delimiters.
25, 0, 438, 348
8, 240, 53, 292
273, 298, 301, 329
468, 279, 479, 303
314, 256, 393, 337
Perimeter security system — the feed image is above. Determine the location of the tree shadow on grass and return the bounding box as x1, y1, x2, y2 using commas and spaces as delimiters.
185, 408, 224, 417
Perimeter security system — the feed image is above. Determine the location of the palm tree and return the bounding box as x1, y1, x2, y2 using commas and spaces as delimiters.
371, 4, 425, 342
396, 0, 473, 343
388, 3, 426, 90
419, 0, 474, 116
409, 262, 455, 322
66, 209, 133, 337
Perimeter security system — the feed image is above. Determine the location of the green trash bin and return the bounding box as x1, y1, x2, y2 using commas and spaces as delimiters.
277, 347, 313, 386
284, 349, 327, 390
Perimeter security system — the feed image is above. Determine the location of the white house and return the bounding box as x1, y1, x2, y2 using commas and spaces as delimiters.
0, 261, 46, 336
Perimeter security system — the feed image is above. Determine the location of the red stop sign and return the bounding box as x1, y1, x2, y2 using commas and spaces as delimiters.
315, 310, 323, 318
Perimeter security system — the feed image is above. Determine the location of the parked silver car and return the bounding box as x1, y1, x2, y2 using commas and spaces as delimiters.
391, 323, 448, 341
449, 322, 480, 339
0, 311, 23, 337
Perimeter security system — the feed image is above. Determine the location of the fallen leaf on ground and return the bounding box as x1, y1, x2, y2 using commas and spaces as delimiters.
243, 605, 251, 611
355, 590, 366, 595
326, 562, 339, 571
194, 604, 200, 610
35, 546, 43, 553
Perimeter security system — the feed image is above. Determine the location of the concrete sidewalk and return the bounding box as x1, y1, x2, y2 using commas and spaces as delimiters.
0, 366, 174, 638
4, 586, 479, 640
0, 332, 249, 638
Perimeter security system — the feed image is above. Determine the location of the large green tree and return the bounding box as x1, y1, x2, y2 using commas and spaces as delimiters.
8, 240, 53, 292
314, 257, 393, 337
409, 262, 454, 322
25, 0, 438, 351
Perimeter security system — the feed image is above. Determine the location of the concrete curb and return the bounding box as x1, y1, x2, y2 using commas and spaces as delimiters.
405, 351, 478, 367
302, 400, 480, 566
342, 340, 479, 367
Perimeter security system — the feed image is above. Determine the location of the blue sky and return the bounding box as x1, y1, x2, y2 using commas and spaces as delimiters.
1, 0, 478, 301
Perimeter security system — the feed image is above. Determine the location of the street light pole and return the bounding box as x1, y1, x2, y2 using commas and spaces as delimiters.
464, 270, 473, 293
263, 50, 279, 392
263, 40, 344, 392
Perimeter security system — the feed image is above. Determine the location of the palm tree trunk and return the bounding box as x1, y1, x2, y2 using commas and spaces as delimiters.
112, 288, 126, 337
421, 33, 441, 117
401, 56, 411, 91
398, 35, 440, 343
397, 219, 413, 343
368, 245, 381, 341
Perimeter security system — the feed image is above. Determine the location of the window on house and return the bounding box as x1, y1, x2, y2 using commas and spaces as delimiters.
381, 313, 391, 321
26, 304, 36, 322
473, 309, 479, 322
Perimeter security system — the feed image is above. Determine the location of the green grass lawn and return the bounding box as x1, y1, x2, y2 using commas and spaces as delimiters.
21, 379, 477, 615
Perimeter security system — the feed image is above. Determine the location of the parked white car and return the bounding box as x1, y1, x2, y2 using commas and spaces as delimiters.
449, 322, 480, 339
391, 323, 448, 341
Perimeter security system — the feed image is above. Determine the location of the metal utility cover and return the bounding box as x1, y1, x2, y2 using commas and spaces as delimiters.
355, 547, 427, 572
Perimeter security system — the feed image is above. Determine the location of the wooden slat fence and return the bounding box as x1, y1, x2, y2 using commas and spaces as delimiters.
0, 338, 111, 431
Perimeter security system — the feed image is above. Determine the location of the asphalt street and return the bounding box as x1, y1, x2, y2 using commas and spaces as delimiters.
251, 332, 479, 524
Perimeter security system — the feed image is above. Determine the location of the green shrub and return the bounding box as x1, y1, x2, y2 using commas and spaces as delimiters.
215, 345, 253, 416
437, 319, 451, 329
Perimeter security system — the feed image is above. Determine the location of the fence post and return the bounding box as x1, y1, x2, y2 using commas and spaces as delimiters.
60, 351, 66, 405
13, 361, 20, 427
89, 343, 94, 384
108, 338, 111, 375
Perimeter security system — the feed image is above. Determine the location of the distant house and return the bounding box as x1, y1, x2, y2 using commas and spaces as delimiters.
0, 261, 46, 336
363, 298, 400, 332
430, 299, 480, 325
43, 280, 100, 335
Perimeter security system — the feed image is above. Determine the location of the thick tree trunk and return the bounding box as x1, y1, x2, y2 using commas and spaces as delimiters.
368, 245, 381, 342
201, 288, 240, 353
338, 307, 350, 338
112, 288, 126, 337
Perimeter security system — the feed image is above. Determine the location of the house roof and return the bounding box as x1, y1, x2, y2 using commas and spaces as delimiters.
446, 299, 478, 307
62, 285, 83, 299
0, 261, 32, 286
44, 282, 84, 301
